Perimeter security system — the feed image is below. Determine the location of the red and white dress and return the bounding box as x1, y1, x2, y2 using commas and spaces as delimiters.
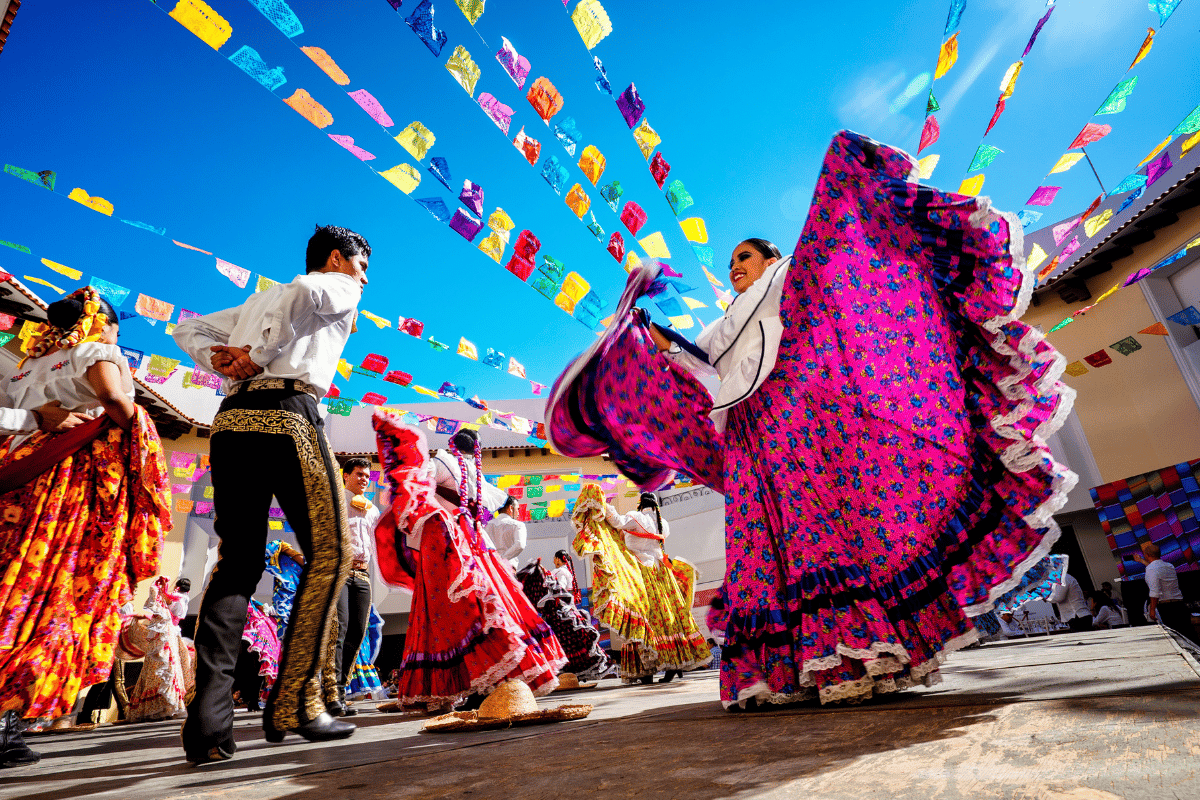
371, 413, 566, 708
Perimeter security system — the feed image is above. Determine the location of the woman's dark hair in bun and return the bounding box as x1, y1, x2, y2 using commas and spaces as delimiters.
46, 293, 118, 331
451, 428, 479, 454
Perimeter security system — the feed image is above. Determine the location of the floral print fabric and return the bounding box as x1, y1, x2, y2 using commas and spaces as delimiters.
550, 131, 1075, 707
0, 406, 170, 718
572, 485, 710, 681
517, 559, 612, 681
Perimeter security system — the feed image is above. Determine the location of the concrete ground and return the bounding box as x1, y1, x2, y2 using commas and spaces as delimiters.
4, 626, 1199, 800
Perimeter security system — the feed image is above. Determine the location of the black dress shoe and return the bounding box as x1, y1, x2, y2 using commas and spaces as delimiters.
659, 670, 681, 684
0, 712, 40, 768
326, 700, 359, 717
265, 712, 355, 743
184, 744, 234, 766
638, 675, 655, 685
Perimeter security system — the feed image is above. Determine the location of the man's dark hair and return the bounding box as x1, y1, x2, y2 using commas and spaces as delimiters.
306, 225, 371, 273
499, 495, 516, 513
342, 456, 371, 475
175, 577, 192, 593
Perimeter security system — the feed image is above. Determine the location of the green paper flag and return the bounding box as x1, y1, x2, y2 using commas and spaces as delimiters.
968, 144, 1003, 172
1095, 76, 1138, 116
1110, 336, 1142, 356
926, 90, 940, 114
1047, 318, 1073, 333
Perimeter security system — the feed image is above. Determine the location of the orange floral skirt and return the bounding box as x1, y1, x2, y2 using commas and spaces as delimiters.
0, 407, 170, 719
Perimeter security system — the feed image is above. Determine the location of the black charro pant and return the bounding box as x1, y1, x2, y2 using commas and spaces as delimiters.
182, 388, 349, 753
334, 571, 372, 687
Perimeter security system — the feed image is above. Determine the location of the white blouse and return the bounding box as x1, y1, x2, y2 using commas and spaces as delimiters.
604, 506, 669, 567
1092, 605, 1122, 629
666, 256, 791, 432
4, 342, 134, 447
550, 565, 574, 594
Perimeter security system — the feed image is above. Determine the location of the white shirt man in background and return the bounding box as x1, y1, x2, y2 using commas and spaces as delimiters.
1136, 542, 1197, 644
1050, 573, 1093, 632
330, 457, 380, 717
486, 495, 527, 570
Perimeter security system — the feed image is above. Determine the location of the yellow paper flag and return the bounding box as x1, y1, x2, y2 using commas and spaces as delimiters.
958, 174, 985, 197
268, 519, 284, 530
1140, 136, 1172, 167
336, 359, 352, 380
1026, 243, 1048, 272
496, 475, 520, 489
1182, 131, 1200, 159
478, 231, 506, 263
639, 232, 671, 259
457, 337, 479, 360
683, 297, 708, 310
1083, 209, 1114, 239
379, 163, 421, 194
561, 272, 591, 302
394, 122, 436, 161
1130, 28, 1155, 70
412, 385, 439, 398
360, 310, 391, 328
256, 275, 279, 293
547, 499, 567, 517
702, 266, 725, 287
935, 32, 959, 80
445, 46, 481, 96
998, 61, 1022, 101
1050, 153, 1085, 174
67, 188, 114, 216
633, 119, 661, 160
487, 208, 515, 232
915, 154, 940, 180
571, 0, 613, 49
168, 0, 232, 51
680, 218, 708, 243
24, 276, 64, 294
1063, 361, 1089, 377
39, 258, 82, 280
668, 315, 694, 330
1095, 284, 1121, 304
456, 0, 485, 24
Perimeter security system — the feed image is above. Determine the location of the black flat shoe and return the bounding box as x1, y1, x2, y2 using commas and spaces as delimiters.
638, 675, 654, 685
264, 712, 355, 743
658, 670, 681, 684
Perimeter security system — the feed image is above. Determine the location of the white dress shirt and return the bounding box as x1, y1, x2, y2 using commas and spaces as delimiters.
1092, 605, 1121, 628
485, 512, 527, 568
604, 506, 669, 567
172, 271, 361, 394
3, 342, 134, 448
1145, 558, 1183, 601
344, 488, 381, 569
666, 256, 791, 432
1049, 574, 1091, 621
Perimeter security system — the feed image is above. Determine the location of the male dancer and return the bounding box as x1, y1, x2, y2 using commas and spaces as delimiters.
327, 457, 379, 717
174, 225, 370, 764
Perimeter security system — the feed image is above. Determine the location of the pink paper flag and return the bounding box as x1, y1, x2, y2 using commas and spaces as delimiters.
1026, 186, 1060, 206
215, 257, 250, 288
170, 451, 197, 469
328, 134, 376, 161
135, 293, 175, 321
172, 483, 192, 495
1052, 217, 1080, 246
173, 240, 213, 255
530, 381, 547, 395
478, 93, 514, 136
348, 89, 394, 127
1147, 150, 1173, 186
1069, 123, 1112, 150
1060, 235, 1081, 260
918, 115, 940, 154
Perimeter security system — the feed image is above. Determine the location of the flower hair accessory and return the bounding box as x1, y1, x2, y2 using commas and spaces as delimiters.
20, 286, 109, 366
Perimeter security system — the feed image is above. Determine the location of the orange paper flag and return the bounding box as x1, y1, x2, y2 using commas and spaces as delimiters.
1139, 322, 1169, 336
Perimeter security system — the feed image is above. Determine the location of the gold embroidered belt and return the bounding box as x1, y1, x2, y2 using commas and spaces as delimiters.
231, 377, 321, 399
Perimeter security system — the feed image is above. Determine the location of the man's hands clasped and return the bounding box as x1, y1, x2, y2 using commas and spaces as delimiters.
209, 345, 265, 380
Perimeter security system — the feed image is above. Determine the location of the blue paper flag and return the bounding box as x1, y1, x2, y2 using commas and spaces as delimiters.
416, 197, 451, 222
404, 0, 448, 56
119, 346, 143, 371
428, 157, 452, 191
89, 276, 130, 307
1110, 173, 1148, 196
691, 245, 714, 268
944, 0, 966, 35
655, 297, 685, 317
1168, 306, 1200, 326
121, 219, 166, 236
593, 56, 612, 95
1017, 210, 1043, 229
249, 0, 304, 37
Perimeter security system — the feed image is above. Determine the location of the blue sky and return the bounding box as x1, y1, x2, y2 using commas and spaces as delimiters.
2, 0, 1198, 415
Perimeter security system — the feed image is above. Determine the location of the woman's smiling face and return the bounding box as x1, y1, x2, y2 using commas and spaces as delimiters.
729, 241, 779, 294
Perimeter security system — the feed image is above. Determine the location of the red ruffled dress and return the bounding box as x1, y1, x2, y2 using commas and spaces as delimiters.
371, 413, 567, 708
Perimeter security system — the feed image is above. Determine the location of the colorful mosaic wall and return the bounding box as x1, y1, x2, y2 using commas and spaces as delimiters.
1091, 459, 1200, 578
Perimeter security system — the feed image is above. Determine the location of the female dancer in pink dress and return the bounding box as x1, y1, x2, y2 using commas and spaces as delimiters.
548, 131, 1076, 708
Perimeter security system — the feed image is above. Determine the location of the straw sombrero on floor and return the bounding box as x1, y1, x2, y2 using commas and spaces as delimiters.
422, 679, 592, 733
552, 673, 599, 692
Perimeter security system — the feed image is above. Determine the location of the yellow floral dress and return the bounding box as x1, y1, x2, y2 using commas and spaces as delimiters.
571, 484, 709, 680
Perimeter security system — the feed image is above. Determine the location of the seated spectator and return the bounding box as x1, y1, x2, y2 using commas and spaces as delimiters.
1089, 592, 1122, 629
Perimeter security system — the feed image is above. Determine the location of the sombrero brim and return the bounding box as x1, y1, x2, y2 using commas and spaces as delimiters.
553, 681, 599, 692
421, 704, 593, 733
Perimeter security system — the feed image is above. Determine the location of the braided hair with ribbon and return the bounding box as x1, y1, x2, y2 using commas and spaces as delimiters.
20, 286, 117, 367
